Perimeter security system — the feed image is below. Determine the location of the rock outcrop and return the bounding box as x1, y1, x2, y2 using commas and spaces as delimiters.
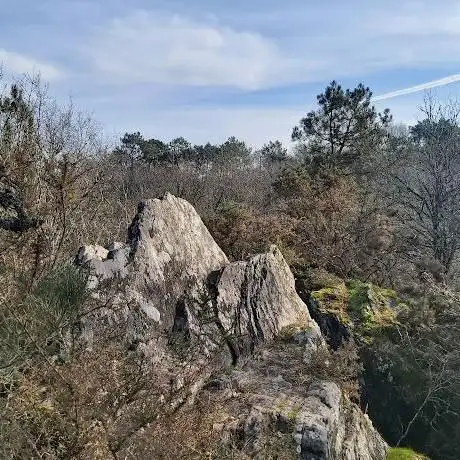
202, 340, 387, 460
213, 246, 321, 363
75, 193, 387, 459
76, 193, 230, 356
295, 273, 404, 350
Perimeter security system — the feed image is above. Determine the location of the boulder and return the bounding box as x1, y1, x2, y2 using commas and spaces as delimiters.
181, 339, 388, 460
75, 193, 229, 352
214, 246, 321, 362
75, 244, 109, 265
76, 193, 318, 360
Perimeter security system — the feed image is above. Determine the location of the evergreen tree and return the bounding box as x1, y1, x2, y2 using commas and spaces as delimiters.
292, 81, 391, 172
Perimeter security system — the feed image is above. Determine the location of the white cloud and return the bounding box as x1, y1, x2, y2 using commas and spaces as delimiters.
364, 3, 460, 38
89, 11, 303, 90
64, 1, 460, 146
0, 48, 62, 80
87, 4, 460, 91
374, 74, 460, 101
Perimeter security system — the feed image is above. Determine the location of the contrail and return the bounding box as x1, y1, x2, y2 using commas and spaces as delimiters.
374, 73, 460, 101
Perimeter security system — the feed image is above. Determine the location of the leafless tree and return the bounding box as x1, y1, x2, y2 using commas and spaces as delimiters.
390, 94, 460, 276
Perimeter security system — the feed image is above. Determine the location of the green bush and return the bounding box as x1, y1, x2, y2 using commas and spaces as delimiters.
31, 264, 88, 318
0, 264, 88, 457
0, 264, 88, 378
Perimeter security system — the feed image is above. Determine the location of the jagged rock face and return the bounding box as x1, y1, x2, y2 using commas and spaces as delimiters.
76, 193, 230, 353
76, 193, 318, 360
215, 247, 321, 361
126, 195, 229, 312
75, 193, 387, 460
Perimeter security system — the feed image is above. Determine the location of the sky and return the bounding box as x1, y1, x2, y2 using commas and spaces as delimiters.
1, 0, 460, 148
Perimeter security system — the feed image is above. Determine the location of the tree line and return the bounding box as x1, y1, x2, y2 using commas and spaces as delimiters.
114, 132, 288, 168
113, 81, 460, 282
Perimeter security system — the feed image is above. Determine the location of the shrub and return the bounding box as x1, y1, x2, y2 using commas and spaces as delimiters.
31, 264, 88, 319
205, 201, 298, 263
0, 264, 87, 387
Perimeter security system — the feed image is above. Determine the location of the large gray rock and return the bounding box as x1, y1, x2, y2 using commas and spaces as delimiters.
75, 193, 387, 460
76, 193, 229, 352
76, 193, 318, 360
214, 246, 321, 362
125, 194, 229, 321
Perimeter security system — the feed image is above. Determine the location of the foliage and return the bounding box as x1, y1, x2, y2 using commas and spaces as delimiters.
32, 264, 88, 315
113, 133, 253, 169
2, 70, 460, 459
205, 201, 298, 262
257, 140, 288, 167
274, 167, 361, 274
0, 74, 106, 288
217, 136, 252, 166
292, 80, 391, 172
306, 267, 458, 459
0, 265, 87, 382
354, 281, 460, 460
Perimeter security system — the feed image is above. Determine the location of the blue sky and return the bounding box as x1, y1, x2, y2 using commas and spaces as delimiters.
1, 0, 460, 147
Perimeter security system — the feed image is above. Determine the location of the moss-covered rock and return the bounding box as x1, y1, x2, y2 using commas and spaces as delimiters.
311, 281, 351, 325
346, 280, 402, 341
387, 447, 429, 460
309, 275, 404, 344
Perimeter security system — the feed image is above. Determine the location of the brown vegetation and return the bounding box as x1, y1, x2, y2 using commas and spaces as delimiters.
1, 74, 459, 459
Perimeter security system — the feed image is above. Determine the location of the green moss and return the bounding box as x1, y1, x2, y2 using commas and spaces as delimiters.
346, 279, 369, 312
309, 273, 403, 343
387, 447, 429, 460
345, 280, 399, 340
311, 282, 351, 325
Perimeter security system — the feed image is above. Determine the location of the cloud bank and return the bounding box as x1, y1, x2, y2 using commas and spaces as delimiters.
89, 11, 304, 90
86, 3, 460, 91
0, 48, 62, 81
3, 0, 460, 146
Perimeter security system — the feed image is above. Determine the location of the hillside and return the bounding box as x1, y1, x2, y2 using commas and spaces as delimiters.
1, 76, 459, 460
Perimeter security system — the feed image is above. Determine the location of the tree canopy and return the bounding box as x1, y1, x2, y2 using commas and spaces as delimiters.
292, 80, 392, 172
